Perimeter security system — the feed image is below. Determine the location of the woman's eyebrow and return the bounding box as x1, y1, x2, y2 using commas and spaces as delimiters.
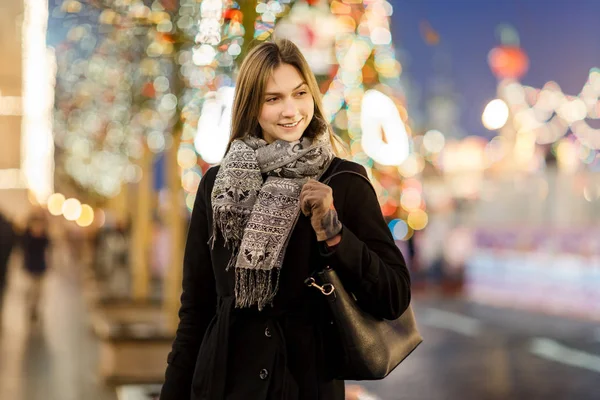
264, 82, 307, 96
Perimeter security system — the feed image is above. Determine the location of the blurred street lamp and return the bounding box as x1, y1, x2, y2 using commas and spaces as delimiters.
361, 89, 410, 166
482, 99, 509, 130
488, 25, 529, 81
62, 198, 82, 221
47, 193, 66, 216
76, 204, 95, 227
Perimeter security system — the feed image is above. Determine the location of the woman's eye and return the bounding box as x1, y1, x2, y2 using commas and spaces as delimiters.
266, 97, 277, 103
296, 91, 307, 96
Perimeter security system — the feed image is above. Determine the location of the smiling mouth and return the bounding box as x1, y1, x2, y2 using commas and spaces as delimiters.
279, 119, 302, 128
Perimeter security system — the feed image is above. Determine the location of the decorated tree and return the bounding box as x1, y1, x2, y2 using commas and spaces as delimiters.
181, 0, 419, 239
50, 0, 293, 320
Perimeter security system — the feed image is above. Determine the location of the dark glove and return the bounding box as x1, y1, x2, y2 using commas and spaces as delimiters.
299, 179, 342, 242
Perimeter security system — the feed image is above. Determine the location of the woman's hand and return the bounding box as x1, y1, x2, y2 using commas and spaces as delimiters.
299, 179, 342, 242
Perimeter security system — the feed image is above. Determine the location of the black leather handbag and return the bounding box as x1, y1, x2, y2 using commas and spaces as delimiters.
307, 167, 423, 380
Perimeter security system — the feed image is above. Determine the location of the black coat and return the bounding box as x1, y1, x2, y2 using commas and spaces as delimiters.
160, 157, 411, 400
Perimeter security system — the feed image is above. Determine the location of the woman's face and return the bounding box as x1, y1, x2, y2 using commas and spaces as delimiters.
258, 63, 315, 144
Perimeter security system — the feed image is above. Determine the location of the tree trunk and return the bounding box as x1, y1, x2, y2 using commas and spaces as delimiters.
162, 0, 185, 330
240, 0, 258, 60
130, 147, 153, 301
163, 133, 184, 331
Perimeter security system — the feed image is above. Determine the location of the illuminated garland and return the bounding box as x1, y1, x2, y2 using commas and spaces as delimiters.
53, 2, 150, 197
177, 0, 422, 237
52, 0, 188, 197
179, 0, 245, 211
500, 70, 600, 150
254, 0, 289, 40
322, 0, 409, 166
180, 0, 292, 210
338, 1, 425, 237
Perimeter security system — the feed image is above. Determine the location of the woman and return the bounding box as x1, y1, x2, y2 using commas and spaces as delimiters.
160, 39, 411, 400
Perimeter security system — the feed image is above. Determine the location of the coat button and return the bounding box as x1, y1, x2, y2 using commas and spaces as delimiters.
259, 369, 269, 380
264, 327, 272, 338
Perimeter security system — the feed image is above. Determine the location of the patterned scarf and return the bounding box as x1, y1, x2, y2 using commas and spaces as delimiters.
211, 133, 334, 310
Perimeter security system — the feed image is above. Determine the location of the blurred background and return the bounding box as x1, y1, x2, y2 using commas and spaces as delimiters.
1, 0, 599, 399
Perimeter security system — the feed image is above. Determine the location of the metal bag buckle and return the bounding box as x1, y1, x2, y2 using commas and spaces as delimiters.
304, 277, 335, 296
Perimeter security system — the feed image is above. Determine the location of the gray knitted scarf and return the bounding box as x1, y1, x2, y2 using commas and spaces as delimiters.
211, 134, 334, 310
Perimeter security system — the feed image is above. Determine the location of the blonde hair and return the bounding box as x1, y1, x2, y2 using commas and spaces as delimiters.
228, 39, 340, 152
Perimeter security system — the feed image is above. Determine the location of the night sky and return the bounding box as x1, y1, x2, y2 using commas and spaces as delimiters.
47, 0, 600, 139
392, 0, 600, 137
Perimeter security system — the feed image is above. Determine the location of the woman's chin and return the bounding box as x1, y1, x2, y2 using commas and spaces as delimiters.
275, 131, 304, 142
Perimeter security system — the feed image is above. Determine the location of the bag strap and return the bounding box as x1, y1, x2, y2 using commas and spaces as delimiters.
309, 160, 378, 280
322, 164, 377, 197
319, 157, 342, 183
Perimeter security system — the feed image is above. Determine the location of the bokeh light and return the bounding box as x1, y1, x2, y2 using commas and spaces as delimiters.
407, 209, 428, 230
482, 99, 509, 130
62, 198, 82, 221
422, 130, 446, 153
76, 204, 95, 227
185, 193, 196, 212
95, 209, 106, 227
47, 193, 66, 216
398, 154, 425, 177
400, 188, 422, 211
391, 219, 409, 240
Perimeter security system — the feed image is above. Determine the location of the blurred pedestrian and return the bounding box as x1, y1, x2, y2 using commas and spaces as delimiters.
0, 211, 16, 316
21, 209, 51, 322
160, 39, 411, 400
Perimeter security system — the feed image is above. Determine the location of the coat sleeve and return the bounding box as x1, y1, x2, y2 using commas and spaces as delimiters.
320, 163, 411, 320
160, 169, 217, 400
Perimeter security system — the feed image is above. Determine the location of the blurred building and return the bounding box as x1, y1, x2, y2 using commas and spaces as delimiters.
0, 1, 28, 217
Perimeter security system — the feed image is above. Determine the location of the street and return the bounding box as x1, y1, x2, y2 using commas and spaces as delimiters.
1, 261, 598, 400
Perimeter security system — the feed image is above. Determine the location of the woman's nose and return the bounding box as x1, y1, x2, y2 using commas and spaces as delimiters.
281, 98, 297, 117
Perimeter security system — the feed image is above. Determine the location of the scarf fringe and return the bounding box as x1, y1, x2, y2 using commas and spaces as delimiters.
234, 268, 281, 311
211, 205, 251, 249
225, 248, 238, 272
233, 236, 283, 310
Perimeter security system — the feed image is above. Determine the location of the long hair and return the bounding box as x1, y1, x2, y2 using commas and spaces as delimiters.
228, 39, 340, 152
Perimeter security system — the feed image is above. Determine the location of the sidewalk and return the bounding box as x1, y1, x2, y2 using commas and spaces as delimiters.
0, 252, 116, 400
